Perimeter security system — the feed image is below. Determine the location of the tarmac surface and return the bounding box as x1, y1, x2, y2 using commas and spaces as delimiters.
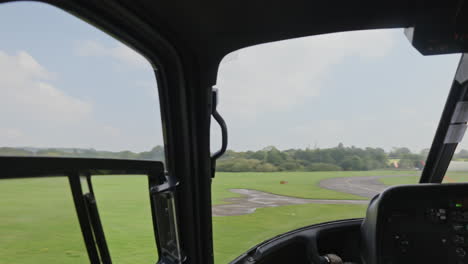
212, 188, 368, 216
318, 174, 413, 198
212, 174, 415, 216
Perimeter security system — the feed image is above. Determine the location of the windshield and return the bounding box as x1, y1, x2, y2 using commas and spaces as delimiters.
5, 3, 468, 263
212, 28, 466, 262
0, 2, 163, 263
0, 3, 164, 160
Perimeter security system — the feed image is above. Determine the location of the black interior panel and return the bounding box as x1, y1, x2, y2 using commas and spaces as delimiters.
230, 219, 363, 264
362, 183, 468, 264
317, 224, 362, 263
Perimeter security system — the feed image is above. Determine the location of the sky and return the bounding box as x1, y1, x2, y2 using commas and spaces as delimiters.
0, 2, 161, 152
0, 2, 465, 153
215, 30, 462, 152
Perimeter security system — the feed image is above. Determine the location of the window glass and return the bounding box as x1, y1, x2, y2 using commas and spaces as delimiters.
91, 176, 157, 262
0, 2, 163, 160
212, 29, 460, 262
0, 178, 87, 264
442, 112, 468, 182
0, 2, 162, 263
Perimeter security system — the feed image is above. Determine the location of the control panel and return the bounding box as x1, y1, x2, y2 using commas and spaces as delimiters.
361, 183, 468, 264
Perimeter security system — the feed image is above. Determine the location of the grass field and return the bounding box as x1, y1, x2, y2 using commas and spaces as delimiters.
0, 177, 156, 264
212, 170, 416, 204
380, 171, 468, 186
1, 170, 412, 263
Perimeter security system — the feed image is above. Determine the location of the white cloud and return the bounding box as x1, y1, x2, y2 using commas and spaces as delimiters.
75, 40, 148, 68
101, 125, 122, 138
0, 128, 23, 141
0, 50, 124, 149
216, 29, 396, 118
0, 51, 162, 151
0, 50, 92, 123
211, 29, 461, 151
16, 51, 55, 80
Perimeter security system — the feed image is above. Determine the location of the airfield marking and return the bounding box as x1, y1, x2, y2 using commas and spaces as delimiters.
212, 174, 417, 216
212, 188, 368, 216
319, 174, 414, 198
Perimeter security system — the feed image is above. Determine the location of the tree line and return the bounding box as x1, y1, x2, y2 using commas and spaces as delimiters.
217, 145, 428, 172
2, 144, 468, 172
0, 146, 165, 161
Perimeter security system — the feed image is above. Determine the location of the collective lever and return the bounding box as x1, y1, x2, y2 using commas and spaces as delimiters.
319, 254, 356, 264
319, 254, 343, 264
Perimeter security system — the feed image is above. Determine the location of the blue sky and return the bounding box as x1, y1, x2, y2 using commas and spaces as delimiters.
0, 2, 465, 153
215, 29, 461, 152
0, 2, 162, 152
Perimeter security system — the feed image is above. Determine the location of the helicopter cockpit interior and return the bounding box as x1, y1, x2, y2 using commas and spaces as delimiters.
3, 1, 468, 264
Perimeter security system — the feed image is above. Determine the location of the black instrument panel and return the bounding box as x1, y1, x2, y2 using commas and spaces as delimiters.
361, 183, 468, 264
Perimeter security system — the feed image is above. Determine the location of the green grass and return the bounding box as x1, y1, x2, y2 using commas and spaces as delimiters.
0, 178, 87, 264
379, 172, 468, 186
1, 170, 413, 263
0, 176, 157, 264
379, 175, 419, 186
212, 170, 417, 204
445, 172, 468, 183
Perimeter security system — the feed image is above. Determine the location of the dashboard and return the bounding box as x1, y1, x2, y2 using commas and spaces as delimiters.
230, 183, 468, 264
361, 183, 468, 264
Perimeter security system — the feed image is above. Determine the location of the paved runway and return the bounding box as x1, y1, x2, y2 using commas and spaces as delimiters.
318, 174, 413, 198
212, 188, 368, 216
212, 174, 416, 216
